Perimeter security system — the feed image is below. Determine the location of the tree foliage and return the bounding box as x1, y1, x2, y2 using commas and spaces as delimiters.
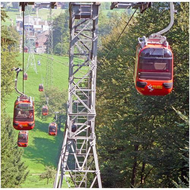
52, 11, 69, 55
40, 166, 56, 184
96, 2, 189, 188
1, 112, 29, 187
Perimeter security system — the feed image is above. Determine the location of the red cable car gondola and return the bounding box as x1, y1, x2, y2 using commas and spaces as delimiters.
48, 122, 57, 136
13, 95, 35, 130
134, 36, 173, 96
35, 42, 39, 48
24, 73, 28, 80
24, 47, 28, 53
17, 131, 28, 147
39, 84, 44, 92
42, 105, 48, 116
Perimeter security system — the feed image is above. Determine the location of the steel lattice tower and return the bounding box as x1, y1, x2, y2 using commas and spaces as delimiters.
45, 6, 53, 89
54, 3, 102, 188
25, 15, 37, 74
25, 45, 37, 74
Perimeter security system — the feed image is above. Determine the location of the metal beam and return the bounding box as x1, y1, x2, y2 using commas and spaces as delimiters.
110, 2, 151, 13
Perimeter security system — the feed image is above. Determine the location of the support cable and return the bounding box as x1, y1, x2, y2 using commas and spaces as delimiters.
103, 9, 137, 60
22, 6, 25, 94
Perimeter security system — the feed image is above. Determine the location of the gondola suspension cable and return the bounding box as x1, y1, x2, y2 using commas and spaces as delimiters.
22, 5, 25, 94
42, 3, 54, 112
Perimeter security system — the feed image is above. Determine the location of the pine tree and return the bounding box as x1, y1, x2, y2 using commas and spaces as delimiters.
1, 112, 29, 187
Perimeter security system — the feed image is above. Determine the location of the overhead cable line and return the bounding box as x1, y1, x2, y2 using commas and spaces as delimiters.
102, 9, 137, 61
22, 5, 25, 94
36, 53, 88, 75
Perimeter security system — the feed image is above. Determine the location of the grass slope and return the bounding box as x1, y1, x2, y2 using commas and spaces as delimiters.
5, 53, 70, 187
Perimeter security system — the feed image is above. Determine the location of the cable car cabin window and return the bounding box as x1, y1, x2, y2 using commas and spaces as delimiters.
138, 48, 172, 80
14, 104, 34, 121
42, 108, 48, 112
49, 126, 56, 132
18, 134, 27, 142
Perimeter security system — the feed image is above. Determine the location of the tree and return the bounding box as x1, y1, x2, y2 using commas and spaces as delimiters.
25, 5, 33, 15
1, 112, 29, 187
40, 166, 56, 184
1, 13, 20, 101
52, 11, 69, 55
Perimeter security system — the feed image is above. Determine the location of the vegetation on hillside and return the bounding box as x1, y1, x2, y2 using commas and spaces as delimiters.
52, 11, 69, 56
96, 2, 189, 188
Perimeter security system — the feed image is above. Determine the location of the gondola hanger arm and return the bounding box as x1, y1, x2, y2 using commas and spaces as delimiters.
152, 2, 175, 36
12, 67, 26, 96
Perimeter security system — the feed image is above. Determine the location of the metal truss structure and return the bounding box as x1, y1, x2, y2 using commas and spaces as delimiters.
54, 2, 102, 188
25, 16, 37, 74
110, 2, 151, 13
25, 40, 37, 74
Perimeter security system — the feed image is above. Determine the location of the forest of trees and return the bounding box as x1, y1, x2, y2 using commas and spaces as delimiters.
52, 11, 69, 55
96, 2, 189, 188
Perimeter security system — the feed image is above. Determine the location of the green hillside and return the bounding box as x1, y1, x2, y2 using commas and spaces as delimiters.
6, 53, 69, 187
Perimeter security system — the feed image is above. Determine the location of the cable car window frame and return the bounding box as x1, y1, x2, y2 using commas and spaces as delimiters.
138, 58, 172, 80
15, 103, 33, 110
49, 125, 56, 132
138, 48, 172, 80
42, 108, 48, 112
18, 134, 28, 143
14, 103, 34, 122
139, 48, 172, 57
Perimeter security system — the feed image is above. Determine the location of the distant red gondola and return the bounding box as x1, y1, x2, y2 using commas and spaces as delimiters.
39, 84, 44, 92
13, 95, 35, 130
35, 42, 39, 48
48, 122, 57, 136
134, 35, 173, 96
42, 105, 48, 116
24, 47, 28, 53
24, 73, 28, 80
17, 131, 28, 147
